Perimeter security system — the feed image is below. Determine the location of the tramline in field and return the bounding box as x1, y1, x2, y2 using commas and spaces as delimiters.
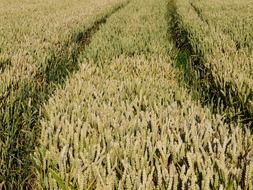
0, 0, 253, 189
174, 0, 253, 121
0, 0, 128, 188
36, 0, 253, 189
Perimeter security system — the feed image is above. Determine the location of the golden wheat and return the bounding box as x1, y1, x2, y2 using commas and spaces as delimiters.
0, 0, 127, 188
175, 0, 253, 115
0, 0, 126, 98
35, 0, 253, 189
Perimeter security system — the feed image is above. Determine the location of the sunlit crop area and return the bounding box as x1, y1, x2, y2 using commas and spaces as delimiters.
0, 0, 128, 188
174, 0, 253, 119
0, 0, 253, 189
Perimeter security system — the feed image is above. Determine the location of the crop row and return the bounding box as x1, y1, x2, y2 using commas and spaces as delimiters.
190, 0, 253, 53
0, 0, 126, 99
174, 0, 253, 123
0, 0, 127, 188
35, 0, 253, 189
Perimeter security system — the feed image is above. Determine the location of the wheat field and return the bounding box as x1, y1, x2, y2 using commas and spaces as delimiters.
0, 0, 253, 189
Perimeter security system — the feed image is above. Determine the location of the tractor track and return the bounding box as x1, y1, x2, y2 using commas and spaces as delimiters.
167, 0, 253, 127
0, 1, 130, 189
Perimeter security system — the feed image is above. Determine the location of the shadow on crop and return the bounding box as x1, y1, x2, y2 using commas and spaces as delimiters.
167, 0, 253, 127
0, 2, 129, 189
